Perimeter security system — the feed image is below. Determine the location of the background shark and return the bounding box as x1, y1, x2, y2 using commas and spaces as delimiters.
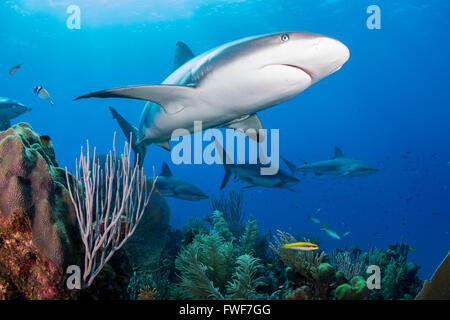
282, 147, 379, 177
155, 162, 208, 201
75, 32, 349, 165
215, 139, 299, 191
0, 97, 31, 130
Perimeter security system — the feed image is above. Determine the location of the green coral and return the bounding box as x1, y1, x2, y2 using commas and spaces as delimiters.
362, 243, 422, 300
226, 254, 265, 299
174, 211, 267, 299
175, 243, 224, 300
211, 210, 235, 242
238, 216, 258, 256
335, 276, 368, 300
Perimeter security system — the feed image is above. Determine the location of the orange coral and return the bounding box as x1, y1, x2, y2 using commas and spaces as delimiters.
137, 286, 157, 300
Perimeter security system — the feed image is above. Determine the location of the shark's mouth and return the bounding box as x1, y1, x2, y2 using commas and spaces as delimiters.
281, 64, 314, 80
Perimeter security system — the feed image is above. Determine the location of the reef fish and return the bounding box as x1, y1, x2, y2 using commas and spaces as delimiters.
282, 242, 319, 251
320, 226, 341, 240
75, 32, 349, 166
0, 97, 31, 130
9, 63, 22, 75
283, 147, 379, 177
307, 216, 320, 224
34, 86, 55, 106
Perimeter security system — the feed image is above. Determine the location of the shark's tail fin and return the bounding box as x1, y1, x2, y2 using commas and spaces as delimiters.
109, 106, 147, 167
214, 138, 233, 190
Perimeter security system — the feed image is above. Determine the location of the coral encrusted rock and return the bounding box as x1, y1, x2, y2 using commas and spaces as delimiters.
0, 123, 81, 299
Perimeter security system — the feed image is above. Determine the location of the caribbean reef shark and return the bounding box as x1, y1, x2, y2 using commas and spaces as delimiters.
155, 162, 208, 201
215, 139, 299, 191
74, 32, 349, 165
0, 97, 31, 130
282, 147, 379, 177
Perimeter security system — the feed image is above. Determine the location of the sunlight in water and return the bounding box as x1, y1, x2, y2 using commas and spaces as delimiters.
9, 0, 246, 25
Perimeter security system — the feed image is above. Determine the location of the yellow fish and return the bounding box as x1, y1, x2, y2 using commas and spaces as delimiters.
282, 242, 319, 251
207, 265, 215, 272
409, 247, 416, 252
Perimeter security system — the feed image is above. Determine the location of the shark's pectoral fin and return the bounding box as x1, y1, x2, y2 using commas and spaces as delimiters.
74, 85, 196, 115
156, 141, 171, 151
242, 185, 256, 189
223, 113, 265, 142
174, 42, 195, 70
338, 171, 350, 177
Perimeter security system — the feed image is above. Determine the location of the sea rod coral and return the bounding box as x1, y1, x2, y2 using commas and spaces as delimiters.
65, 133, 157, 288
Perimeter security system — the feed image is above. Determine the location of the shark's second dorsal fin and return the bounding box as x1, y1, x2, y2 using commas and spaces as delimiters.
160, 162, 173, 177
333, 146, 345, 159
174, 42, 195, 70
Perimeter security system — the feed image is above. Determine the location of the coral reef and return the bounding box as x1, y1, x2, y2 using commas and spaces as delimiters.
335, 276, 368, 300
0, 123, 82, 299
270, 230, 335, 300
124, 191, 170, 268
361, 243, 422, 300
210, 191, 246, 238
0, 123, 81, 268
173, 210, 268, 300
415, 252, 450, 300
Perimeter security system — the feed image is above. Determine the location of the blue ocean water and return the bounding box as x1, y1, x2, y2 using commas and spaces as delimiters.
1, 0, 449, 281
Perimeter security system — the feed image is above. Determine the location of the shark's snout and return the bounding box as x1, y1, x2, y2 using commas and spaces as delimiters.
293, 35, 350, 83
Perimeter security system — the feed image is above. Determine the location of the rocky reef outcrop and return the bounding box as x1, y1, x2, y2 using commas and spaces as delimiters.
0, 123, 171, 300
0, 123, 81, 299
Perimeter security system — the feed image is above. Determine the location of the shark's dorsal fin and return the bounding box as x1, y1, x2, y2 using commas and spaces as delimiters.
223, 113, 266, 142
333, 146, 345, 159
174, 42, 195, 70
160, 162, 173, 177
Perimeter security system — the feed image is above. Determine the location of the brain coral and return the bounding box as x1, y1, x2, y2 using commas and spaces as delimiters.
0, 123, 81, 299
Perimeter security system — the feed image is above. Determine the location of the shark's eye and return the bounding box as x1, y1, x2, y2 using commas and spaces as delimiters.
281, 34, 290, 42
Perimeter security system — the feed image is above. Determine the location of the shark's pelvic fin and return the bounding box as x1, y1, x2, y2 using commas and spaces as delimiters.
333, 146, 345, 159
224, 113, 266, 142
160, 162, 173, 177
156, 140, 171, 151
109, 106, 147, 167
174, 42, 195, 70
214, 138, 233, 190
74, 85, 196, 115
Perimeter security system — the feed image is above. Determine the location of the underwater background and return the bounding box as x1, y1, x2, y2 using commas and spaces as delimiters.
0, 0, 449, 286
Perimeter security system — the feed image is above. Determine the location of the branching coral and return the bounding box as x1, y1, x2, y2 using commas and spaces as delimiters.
175, 243, 224, 300
238, 217, 258, 256
210, 191, 246, 238
270, 230, 337, 300
330, 249, 364, 280
211, 210, 235, 242
174, 211, 268, 300
362, 243, 422, 300
269, 230, 324, 279
226, 254, 265, 299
